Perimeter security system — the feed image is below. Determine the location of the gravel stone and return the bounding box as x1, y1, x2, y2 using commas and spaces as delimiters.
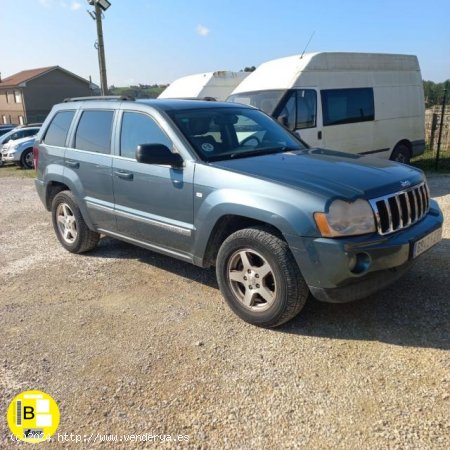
0, 172, 449, 449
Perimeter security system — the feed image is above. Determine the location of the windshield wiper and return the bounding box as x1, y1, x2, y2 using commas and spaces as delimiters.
228, 146, 299, 159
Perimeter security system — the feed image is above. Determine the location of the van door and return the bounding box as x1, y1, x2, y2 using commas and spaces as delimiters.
276, 89, 321, 147
112, 110, 194, 254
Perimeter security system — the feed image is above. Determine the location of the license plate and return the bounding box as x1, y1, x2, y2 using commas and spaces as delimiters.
413, 227, 442, 258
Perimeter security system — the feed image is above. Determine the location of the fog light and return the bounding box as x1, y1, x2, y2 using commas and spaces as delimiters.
348, 252, 371, 274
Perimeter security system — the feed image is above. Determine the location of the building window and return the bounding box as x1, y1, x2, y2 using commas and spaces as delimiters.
2, 115, 7, 124
18, 116, 25, 125
5, 92, 9, 104
14, 90, 22, 103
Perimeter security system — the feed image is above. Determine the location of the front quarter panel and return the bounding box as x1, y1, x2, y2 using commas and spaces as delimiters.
192, 163, 325, 261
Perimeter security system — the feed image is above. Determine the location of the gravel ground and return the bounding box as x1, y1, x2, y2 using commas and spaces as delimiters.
0, 171, 449, 449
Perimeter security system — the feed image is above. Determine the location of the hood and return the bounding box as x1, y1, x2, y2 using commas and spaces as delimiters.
2, 136, 35, 151
211, 148, 424, 199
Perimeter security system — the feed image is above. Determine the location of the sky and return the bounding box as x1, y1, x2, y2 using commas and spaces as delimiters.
1, 0, 449, 86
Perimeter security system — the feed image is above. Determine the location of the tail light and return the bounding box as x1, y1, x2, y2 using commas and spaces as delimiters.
33, 145, 39, 171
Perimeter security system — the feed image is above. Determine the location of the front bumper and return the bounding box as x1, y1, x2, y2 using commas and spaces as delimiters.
287, 199, 443, 303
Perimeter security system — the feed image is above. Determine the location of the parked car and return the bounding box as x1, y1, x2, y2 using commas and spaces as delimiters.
0, 126, 40, 167
0, 125, 40, 146
228, 52, 425, 164
34, 97, 443, 327
1, 136, 35, 168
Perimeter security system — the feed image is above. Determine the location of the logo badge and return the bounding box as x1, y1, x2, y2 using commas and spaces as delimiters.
7, 390, 60, 443
201, 142, 215, 152
400, 180, 411, 188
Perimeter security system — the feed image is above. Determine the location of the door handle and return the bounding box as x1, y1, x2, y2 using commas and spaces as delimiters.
114, 170, 133, 180
66, 160, 79, 168
317, 131, 322, 140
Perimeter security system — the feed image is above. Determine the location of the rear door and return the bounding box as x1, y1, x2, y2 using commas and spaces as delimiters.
112, 108, 194, 254
64, 108, 116, 231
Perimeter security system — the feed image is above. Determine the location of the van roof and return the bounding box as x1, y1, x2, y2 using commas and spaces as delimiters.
158, 71, 249, 100
232, 52, 420, 93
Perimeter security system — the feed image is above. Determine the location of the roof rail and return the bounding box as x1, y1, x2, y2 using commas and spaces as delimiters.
63, 95, 134, 103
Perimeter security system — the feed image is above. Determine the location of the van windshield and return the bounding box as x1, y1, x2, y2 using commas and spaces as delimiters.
227, 90, 287, 115
167, 106, 304, 162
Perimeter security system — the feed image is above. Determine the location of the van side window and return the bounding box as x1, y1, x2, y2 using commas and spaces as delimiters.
120, 112, 172, 159
44, 111, 75, 147
74, 110, 114, 154
321, 88, 374, 126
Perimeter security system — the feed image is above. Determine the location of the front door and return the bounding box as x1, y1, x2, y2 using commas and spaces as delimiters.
112, 110, 194, 254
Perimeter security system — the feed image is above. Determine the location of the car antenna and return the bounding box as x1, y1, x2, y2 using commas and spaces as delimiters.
300, 31, 316, 59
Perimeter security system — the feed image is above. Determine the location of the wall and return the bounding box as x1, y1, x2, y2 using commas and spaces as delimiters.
25, 69, 92, 122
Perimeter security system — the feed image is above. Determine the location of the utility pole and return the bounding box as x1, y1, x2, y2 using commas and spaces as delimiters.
87, 0, 111, 96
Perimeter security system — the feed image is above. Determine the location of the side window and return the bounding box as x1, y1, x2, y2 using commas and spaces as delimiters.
321, 88, 374, 126
296, 89, 317, 129
25, 129, 37, 137
120, 112, 171, 159
44, 111, 75, 147
75, 110, 114, 154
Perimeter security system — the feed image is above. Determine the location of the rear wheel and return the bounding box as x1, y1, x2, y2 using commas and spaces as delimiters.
390, 143, 411, 164
216, 226, 308, 327
51, 191, 100, 253
20, 148, 34, 169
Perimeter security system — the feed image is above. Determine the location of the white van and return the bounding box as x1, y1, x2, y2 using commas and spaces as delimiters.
228, 52, 425, 163
158, 71, 249, 102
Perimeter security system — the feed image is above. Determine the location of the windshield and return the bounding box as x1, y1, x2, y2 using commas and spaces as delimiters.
227, 90, 287, 115
168, 106, 305, 162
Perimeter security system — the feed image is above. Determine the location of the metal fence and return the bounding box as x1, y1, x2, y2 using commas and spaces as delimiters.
423, 105, 450, 170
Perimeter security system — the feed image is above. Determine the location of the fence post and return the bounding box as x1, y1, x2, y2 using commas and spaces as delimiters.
435, 86, 448, 170
430, 113, 438, 150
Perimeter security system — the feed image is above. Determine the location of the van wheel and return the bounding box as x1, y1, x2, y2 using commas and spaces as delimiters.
51, 191, 100, 253
216, 226, 308, 327
20, 148, 34, 169
390, 144, 411, 164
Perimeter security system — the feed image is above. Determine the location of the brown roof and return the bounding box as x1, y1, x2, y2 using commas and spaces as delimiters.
0, 66, 90, 87
0, 66, 57, 87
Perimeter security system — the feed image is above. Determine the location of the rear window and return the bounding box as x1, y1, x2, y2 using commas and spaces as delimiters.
44, 111, 75, 147
321, 88, 374, 126
74, 110, 114, 154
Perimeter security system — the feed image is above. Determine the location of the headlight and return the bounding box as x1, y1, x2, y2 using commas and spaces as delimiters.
314, 199, 376, 237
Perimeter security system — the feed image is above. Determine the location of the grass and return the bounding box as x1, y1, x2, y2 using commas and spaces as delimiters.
411, 147, 450, 174
0, 164, 36, 179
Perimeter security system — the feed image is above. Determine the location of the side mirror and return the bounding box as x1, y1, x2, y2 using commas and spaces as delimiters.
277, 115, 295, 131
136, 144, 184, 168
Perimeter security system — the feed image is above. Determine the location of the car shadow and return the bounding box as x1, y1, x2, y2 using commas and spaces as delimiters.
87, 236, 449, 351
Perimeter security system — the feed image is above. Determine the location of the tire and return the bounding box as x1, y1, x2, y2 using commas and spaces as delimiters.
390, 144, 411, 164
216, 226, 308, 327
20, 148, 34, 169
51, 191, 100, 253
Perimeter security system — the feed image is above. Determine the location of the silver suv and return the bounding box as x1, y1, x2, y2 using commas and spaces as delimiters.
34, 97, 443, 327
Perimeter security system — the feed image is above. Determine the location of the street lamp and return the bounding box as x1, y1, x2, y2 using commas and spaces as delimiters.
87, 0, 111, 96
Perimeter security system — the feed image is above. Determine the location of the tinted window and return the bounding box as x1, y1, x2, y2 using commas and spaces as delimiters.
44, 111, 75, 147
321, 88, 374, 126
120, 112, 171, 159
75, 110, 113, 154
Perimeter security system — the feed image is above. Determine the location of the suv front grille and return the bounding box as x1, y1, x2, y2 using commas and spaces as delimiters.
369, 182, 430, 235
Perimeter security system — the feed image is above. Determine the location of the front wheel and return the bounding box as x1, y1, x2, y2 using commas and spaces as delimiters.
390, 144, 411, 164
51, 191, 100, 253
216, 227, 308, 327
20, 148, 34, 169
